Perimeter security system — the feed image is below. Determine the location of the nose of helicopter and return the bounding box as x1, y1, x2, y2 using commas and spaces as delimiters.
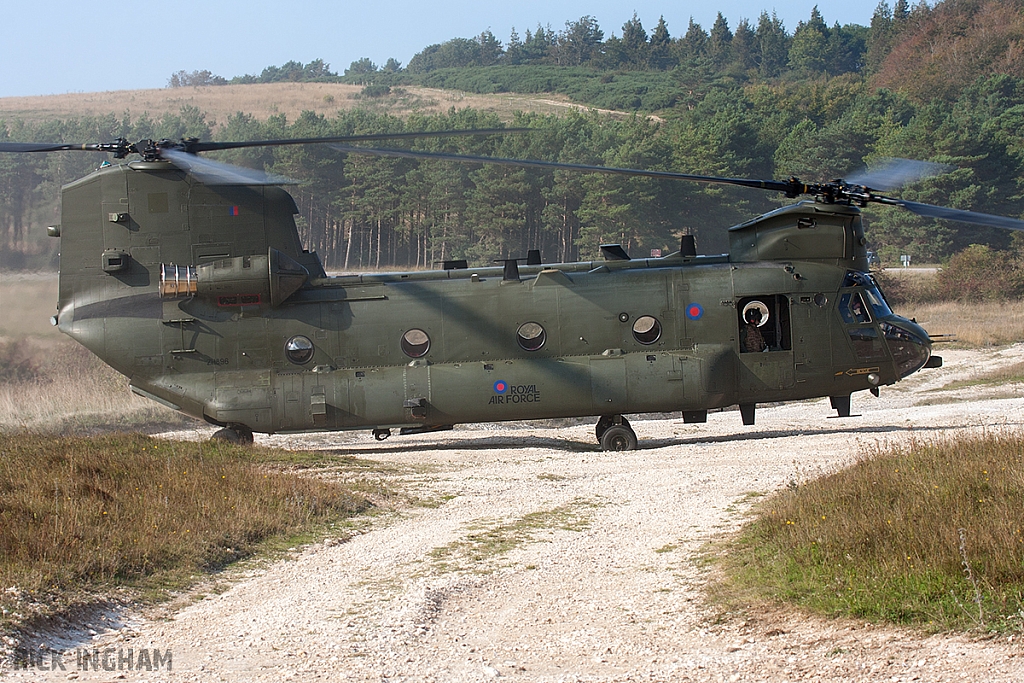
880, 317, 933, 378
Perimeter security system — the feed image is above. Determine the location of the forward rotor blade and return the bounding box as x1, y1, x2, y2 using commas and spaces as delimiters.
189, 128, 522, 153
0, 142, 111, 153
881, 197, 1024, 231
328, 144, 800, 194
846, 158, 954, 191
162, 149, 296, 186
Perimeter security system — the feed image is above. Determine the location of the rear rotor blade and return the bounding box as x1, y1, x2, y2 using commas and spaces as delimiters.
162, 149, 296, 185
880, 197, 1024, 231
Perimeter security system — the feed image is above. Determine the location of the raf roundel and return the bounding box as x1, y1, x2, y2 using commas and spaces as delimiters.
686, 303, 704, 320
493, 380, 509, 394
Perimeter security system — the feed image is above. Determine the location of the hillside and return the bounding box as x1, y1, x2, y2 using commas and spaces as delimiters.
873, 0, 1024, 101
0, 82, 635, 130
3, 1, 1024, 272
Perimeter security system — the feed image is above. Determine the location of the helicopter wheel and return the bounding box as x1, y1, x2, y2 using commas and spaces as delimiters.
596, 415, 631, 441
211, 425, 254, 445
600, 423, 638, 452
596, 415, 632, 442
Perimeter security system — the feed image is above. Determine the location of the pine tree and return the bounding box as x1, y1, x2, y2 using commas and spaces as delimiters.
707, 13, 734, 68
755, 11, 789, 78
648, 17, 673, 70
789, 7, 830, 74
621, 13, 649, 68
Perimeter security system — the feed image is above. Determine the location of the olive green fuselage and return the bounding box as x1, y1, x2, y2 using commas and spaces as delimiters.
54, 162, 932, 435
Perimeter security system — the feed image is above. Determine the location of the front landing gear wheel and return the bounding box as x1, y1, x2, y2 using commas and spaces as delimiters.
600, 424, 638, 451
211, 426, 254, 445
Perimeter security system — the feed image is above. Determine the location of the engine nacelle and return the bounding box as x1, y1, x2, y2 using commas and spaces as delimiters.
159, 248, 308, 307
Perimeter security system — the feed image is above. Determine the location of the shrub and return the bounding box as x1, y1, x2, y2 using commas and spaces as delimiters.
360, 84, 392, 98
935, 244, 1024, 301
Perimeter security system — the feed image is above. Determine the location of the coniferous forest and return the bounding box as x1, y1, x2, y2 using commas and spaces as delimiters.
3, 0, 1024, 270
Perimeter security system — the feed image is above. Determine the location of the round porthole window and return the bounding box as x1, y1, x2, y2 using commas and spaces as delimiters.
516, 322, 547, 351
401, 329, 430, 358
632, 315, 662, 345
285, 335, 315, 364
742, 300, 770, 327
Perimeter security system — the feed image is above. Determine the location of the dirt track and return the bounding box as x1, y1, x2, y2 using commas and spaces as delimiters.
7, 346, 1024, 682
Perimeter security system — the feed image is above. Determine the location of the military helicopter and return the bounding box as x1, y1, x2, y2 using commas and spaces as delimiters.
4, 130, 1023, 450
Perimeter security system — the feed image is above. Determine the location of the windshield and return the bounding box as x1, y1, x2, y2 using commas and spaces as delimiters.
839, 292, 871, 324
862, 286, 893, 319
840, 271, 894, 320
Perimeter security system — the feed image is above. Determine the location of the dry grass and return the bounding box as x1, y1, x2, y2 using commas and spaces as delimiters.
0, 272, 60, 340
0, 340, 186, 432
715, 432, 1024, 632
0, 274, 187, 431
900, 300, 1024, 347
0, 432, 376, 627
0, 83, 596, 130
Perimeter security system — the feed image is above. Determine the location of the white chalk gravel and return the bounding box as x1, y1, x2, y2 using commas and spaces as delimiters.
9, 345, 1024, 682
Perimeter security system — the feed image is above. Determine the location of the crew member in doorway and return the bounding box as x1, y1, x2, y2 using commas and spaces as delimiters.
741, 308, 767, 352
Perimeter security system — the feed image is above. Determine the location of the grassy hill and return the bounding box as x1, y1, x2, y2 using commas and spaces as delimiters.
0, 82, 640, 130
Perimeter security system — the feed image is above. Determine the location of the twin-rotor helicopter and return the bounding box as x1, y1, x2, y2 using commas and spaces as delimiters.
4, 127, 1022, 450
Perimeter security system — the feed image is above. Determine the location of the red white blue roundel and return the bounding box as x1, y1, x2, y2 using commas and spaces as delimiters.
493, 380, 509, 394
685, 303, 704, 320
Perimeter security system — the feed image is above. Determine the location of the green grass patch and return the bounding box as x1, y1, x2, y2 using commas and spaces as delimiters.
713, 432, 1024, 633
935, 360, 1024, 392
429, 499, 596, 572
0, 432, 380, 629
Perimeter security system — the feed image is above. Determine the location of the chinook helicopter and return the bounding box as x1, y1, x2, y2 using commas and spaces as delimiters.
4, 131, 1024, 450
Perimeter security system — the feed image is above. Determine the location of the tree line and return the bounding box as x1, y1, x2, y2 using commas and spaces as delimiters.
4, 68, 1024, 270
4, 1, 1024, 269
168, 3, 910, 88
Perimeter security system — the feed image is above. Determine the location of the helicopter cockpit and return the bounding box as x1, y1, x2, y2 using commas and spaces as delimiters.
838, 271, 931, 378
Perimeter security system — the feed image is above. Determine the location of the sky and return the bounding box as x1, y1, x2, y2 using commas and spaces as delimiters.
1, 0, 891, 98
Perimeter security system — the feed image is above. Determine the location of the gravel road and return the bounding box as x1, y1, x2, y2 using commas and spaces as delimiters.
8, 346, 1024, 682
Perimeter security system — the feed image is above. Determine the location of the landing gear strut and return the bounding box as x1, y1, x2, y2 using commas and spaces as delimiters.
595, 415, 638, 451
210, 424, 254, 445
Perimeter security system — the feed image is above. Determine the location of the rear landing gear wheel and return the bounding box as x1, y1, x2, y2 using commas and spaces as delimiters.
596, 415, 631, 441
211, 425, 254, 445
600, 424, 638, 451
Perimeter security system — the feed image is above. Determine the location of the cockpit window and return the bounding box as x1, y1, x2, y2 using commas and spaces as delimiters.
862, 286, 893, 320
840, 271, 893, 322
849, 326, 888, 360
839, 292, 871, 324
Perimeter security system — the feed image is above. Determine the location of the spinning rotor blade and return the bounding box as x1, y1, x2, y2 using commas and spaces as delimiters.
161, 149, 297, 186
846, 158, 954, 191
328, 144, 800, 194
0, 141, 131, 155
0, 128, 520, 161
333, 144, 1024, 231
877, 197, 1024, 231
